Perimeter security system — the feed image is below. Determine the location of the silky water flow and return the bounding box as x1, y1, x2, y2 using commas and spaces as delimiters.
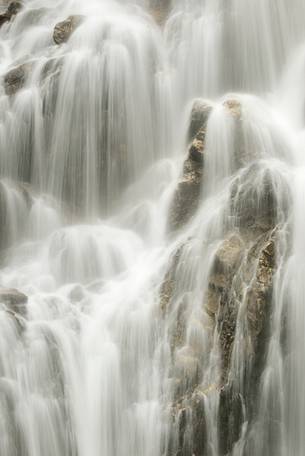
0, 1, 305, 455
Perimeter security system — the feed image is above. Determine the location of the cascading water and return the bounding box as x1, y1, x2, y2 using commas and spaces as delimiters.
1, 1, 305, 455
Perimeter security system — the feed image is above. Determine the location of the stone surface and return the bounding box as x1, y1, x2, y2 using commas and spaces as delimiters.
164, 96, 286, 455
188, 100, 213, 142
0, 288, 28, 317
4, 62, 32, 95
168, 100, 213, 232
53, 15, 83, 45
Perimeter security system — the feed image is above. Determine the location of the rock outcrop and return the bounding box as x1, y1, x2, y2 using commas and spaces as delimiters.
163, 97, 287, 455
53, 15, 83, 45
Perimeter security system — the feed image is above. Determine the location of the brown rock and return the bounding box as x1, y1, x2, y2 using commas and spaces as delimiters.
53, 15, 84, 45
4, 62, 32, 95
188, 99, 213, 142
168, 101, 213, 232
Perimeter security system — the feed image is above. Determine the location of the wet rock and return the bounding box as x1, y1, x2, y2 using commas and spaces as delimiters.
218, 385, 244, 455
149, 0, 171, 26
216, 230, 276, 379
188, 99, 213, 142
160, 247, 183, 313
0, 288, 28, 317
171, 390, 207, 456
4, 62, 32, 96
231, 167, 276, 233
206, 233, 244, 320
0, 1, 22, 27
223, 98, 242, 120
246, 234, 275, 349
189, 128, 205, 164
168, 101, 213, 232
168, 158, 203, 232
53, 15, 84, 45
174, 347, 201, 398
7, 1, 21, 14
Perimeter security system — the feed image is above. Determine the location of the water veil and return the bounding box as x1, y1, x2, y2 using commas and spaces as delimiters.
0, 1, 305, 456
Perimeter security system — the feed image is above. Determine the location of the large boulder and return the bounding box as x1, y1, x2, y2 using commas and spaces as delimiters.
53, 15, 84, 45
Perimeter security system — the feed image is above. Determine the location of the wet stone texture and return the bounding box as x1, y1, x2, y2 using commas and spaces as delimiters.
164, 98, 283, 455
168, 100, 212, 232
53, 15, 84, 45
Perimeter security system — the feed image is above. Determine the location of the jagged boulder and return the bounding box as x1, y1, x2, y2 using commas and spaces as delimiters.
0, 1, 22, 27
53, 15, 83, 45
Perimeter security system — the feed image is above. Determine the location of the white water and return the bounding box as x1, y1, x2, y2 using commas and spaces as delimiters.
1, 1, 305, 455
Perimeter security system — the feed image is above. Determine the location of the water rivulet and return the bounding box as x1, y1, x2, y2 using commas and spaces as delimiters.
0, 1, 305, 455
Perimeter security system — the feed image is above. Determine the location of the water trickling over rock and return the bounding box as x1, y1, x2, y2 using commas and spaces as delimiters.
0, 1, 305, 456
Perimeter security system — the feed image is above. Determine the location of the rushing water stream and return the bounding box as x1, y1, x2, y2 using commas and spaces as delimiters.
1, 1, 305, 455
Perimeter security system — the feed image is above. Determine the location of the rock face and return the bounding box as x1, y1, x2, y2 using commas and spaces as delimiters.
0, 1, 22, 27
163, 97, 286, 455
53, 15, 83, 45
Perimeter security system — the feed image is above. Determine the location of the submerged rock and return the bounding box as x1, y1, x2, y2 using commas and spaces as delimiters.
53, 15, 84, 45
0, 288, 28, 317
149, 0, 171, 26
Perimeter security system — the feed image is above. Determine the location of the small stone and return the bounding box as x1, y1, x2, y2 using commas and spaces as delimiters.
53, 15, 84, 45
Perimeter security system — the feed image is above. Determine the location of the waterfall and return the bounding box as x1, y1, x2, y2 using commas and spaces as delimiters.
1, 1, 305, 455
